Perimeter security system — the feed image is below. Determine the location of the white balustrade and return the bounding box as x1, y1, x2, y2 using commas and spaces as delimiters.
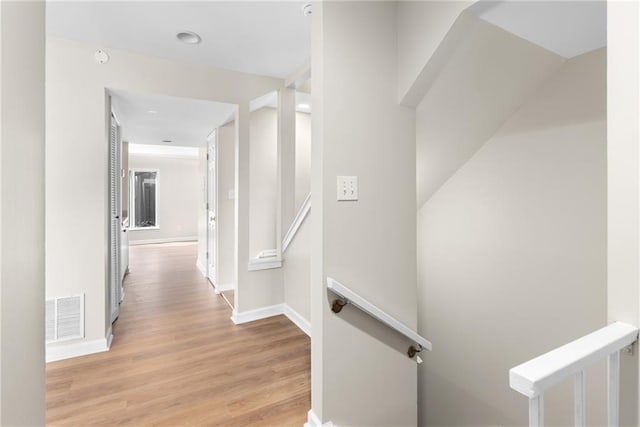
509, 322, 638, 427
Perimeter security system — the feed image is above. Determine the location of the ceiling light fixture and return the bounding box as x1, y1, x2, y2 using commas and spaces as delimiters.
302, 3, 312, 17
147, 110, 158, 114
297, 103, 310, 109
162, 139, 173, 143
176, 31, 202, 44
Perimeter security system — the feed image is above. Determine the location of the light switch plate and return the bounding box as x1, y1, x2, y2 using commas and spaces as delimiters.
337, 176, 358, 201
228, 189, 235, 200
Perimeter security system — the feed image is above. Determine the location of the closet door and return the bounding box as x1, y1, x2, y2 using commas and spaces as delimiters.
109, 115, 122, 323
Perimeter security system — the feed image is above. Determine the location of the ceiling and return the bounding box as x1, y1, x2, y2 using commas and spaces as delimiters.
468, 1, 606, 58
46, 1, 311, 79
111, 89, 311, 148
111, 90, 236, 147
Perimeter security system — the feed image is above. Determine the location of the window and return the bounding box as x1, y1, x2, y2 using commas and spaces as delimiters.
130, 170, 158, 229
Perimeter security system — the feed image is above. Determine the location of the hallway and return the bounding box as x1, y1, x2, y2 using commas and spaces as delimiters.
46, 242, 310, 426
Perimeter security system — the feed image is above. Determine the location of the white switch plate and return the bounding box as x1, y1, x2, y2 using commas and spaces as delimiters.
337, 176, 358, 201
228, 189, 235, 200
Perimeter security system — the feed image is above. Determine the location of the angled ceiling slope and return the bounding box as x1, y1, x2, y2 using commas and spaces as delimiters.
46, 1, 311, 79
468, 0, 606, 58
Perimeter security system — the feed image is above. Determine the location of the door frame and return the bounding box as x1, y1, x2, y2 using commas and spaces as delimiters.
206, 130, 218, 286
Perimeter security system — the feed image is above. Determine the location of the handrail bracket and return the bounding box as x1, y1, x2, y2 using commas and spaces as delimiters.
407, 344, 424, 359
331, 298, 348, 313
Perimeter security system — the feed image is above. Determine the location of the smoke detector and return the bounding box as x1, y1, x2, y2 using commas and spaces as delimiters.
302, 3, 312, 17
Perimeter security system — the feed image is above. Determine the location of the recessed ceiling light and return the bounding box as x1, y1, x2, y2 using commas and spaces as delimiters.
162, 139, 173, 143
147, 110, 158, 114
176, 31, 201, 44
297, 103, 310, 109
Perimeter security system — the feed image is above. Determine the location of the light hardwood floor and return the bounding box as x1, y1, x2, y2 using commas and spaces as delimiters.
47, 242, 310, 426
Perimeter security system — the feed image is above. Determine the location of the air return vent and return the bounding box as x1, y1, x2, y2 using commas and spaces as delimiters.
45, 295, 84, 342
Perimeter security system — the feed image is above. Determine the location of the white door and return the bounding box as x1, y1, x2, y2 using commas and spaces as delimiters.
207, 134, 217, 283
109, 114, 122, 323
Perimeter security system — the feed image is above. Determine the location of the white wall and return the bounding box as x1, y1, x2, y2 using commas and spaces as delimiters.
128, 154, 199, 243
46, 36, 280, 346
417, 48, 607, 426
311, 2, 418, 424
607, 1, 640, 423
217, 121, 236, 289
249, 107, 278, 257
0, 2, 46, 424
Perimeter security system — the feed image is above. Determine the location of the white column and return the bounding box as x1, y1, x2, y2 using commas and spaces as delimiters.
607, 1, 640, 424
0, 1, 46, 424
574, 370, 586, 426
234, 102, 251, 312
529, 395, 544, 427
609, 350, 620, 427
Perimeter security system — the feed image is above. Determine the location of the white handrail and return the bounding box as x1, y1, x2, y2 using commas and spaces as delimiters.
326, 277, 432, 351
282, 193, 311, 253
509, 321, 638, 426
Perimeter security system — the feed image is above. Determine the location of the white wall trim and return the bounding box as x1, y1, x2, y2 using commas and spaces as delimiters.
128, 236, 198, 246
283, 304, 311, 337
196, 257, 207, 277
231, 303, 285, 324
305, 410, 336, 427
46, 327, 113, 363
214, 282, 234, 294
247, 256, 282, 271
231, 303, 310, 336
282, 192, 311, 252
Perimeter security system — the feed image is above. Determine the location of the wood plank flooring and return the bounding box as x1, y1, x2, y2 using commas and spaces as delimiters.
46, 242, 310, 426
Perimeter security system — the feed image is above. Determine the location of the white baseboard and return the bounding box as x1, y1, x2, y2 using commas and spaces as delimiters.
283, 304, 311, 336
231, 303, 310, 336
231, 303, 285, 324
214, 282, 234, 294
196, 258, 207, 277
305, 409, 336, 427
247, 256, 282, 271
129, 236, 198, 246
46, 327, 113, 363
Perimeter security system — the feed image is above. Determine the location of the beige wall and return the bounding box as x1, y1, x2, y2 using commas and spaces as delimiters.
295, 111, 311, 211
311, 2, 418, 424
396, 1, 472, 104
0, 2, 46, 424
417, 48, 607, 426
249, 108, 278, 257
415, 16, 564, 207
218, 122, 236, 288
46, 36, 280, 345
128, 155, 199, 242
283, 213, 311, 322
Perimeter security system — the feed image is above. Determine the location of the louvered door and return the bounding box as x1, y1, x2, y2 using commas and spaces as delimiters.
109, 115, 122, 323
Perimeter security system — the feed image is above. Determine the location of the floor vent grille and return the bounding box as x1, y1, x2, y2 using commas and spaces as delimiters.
46, 294, 84, 342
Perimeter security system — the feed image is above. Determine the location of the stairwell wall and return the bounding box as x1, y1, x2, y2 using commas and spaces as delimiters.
416, 48, 607, 425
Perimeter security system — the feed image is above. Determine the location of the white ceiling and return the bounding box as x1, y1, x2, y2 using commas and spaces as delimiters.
468, 1, 606, 58
46, 1, 311, 79
111, 90, 236, 147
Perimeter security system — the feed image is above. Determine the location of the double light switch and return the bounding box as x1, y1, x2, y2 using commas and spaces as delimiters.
337, 176, 358, 201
